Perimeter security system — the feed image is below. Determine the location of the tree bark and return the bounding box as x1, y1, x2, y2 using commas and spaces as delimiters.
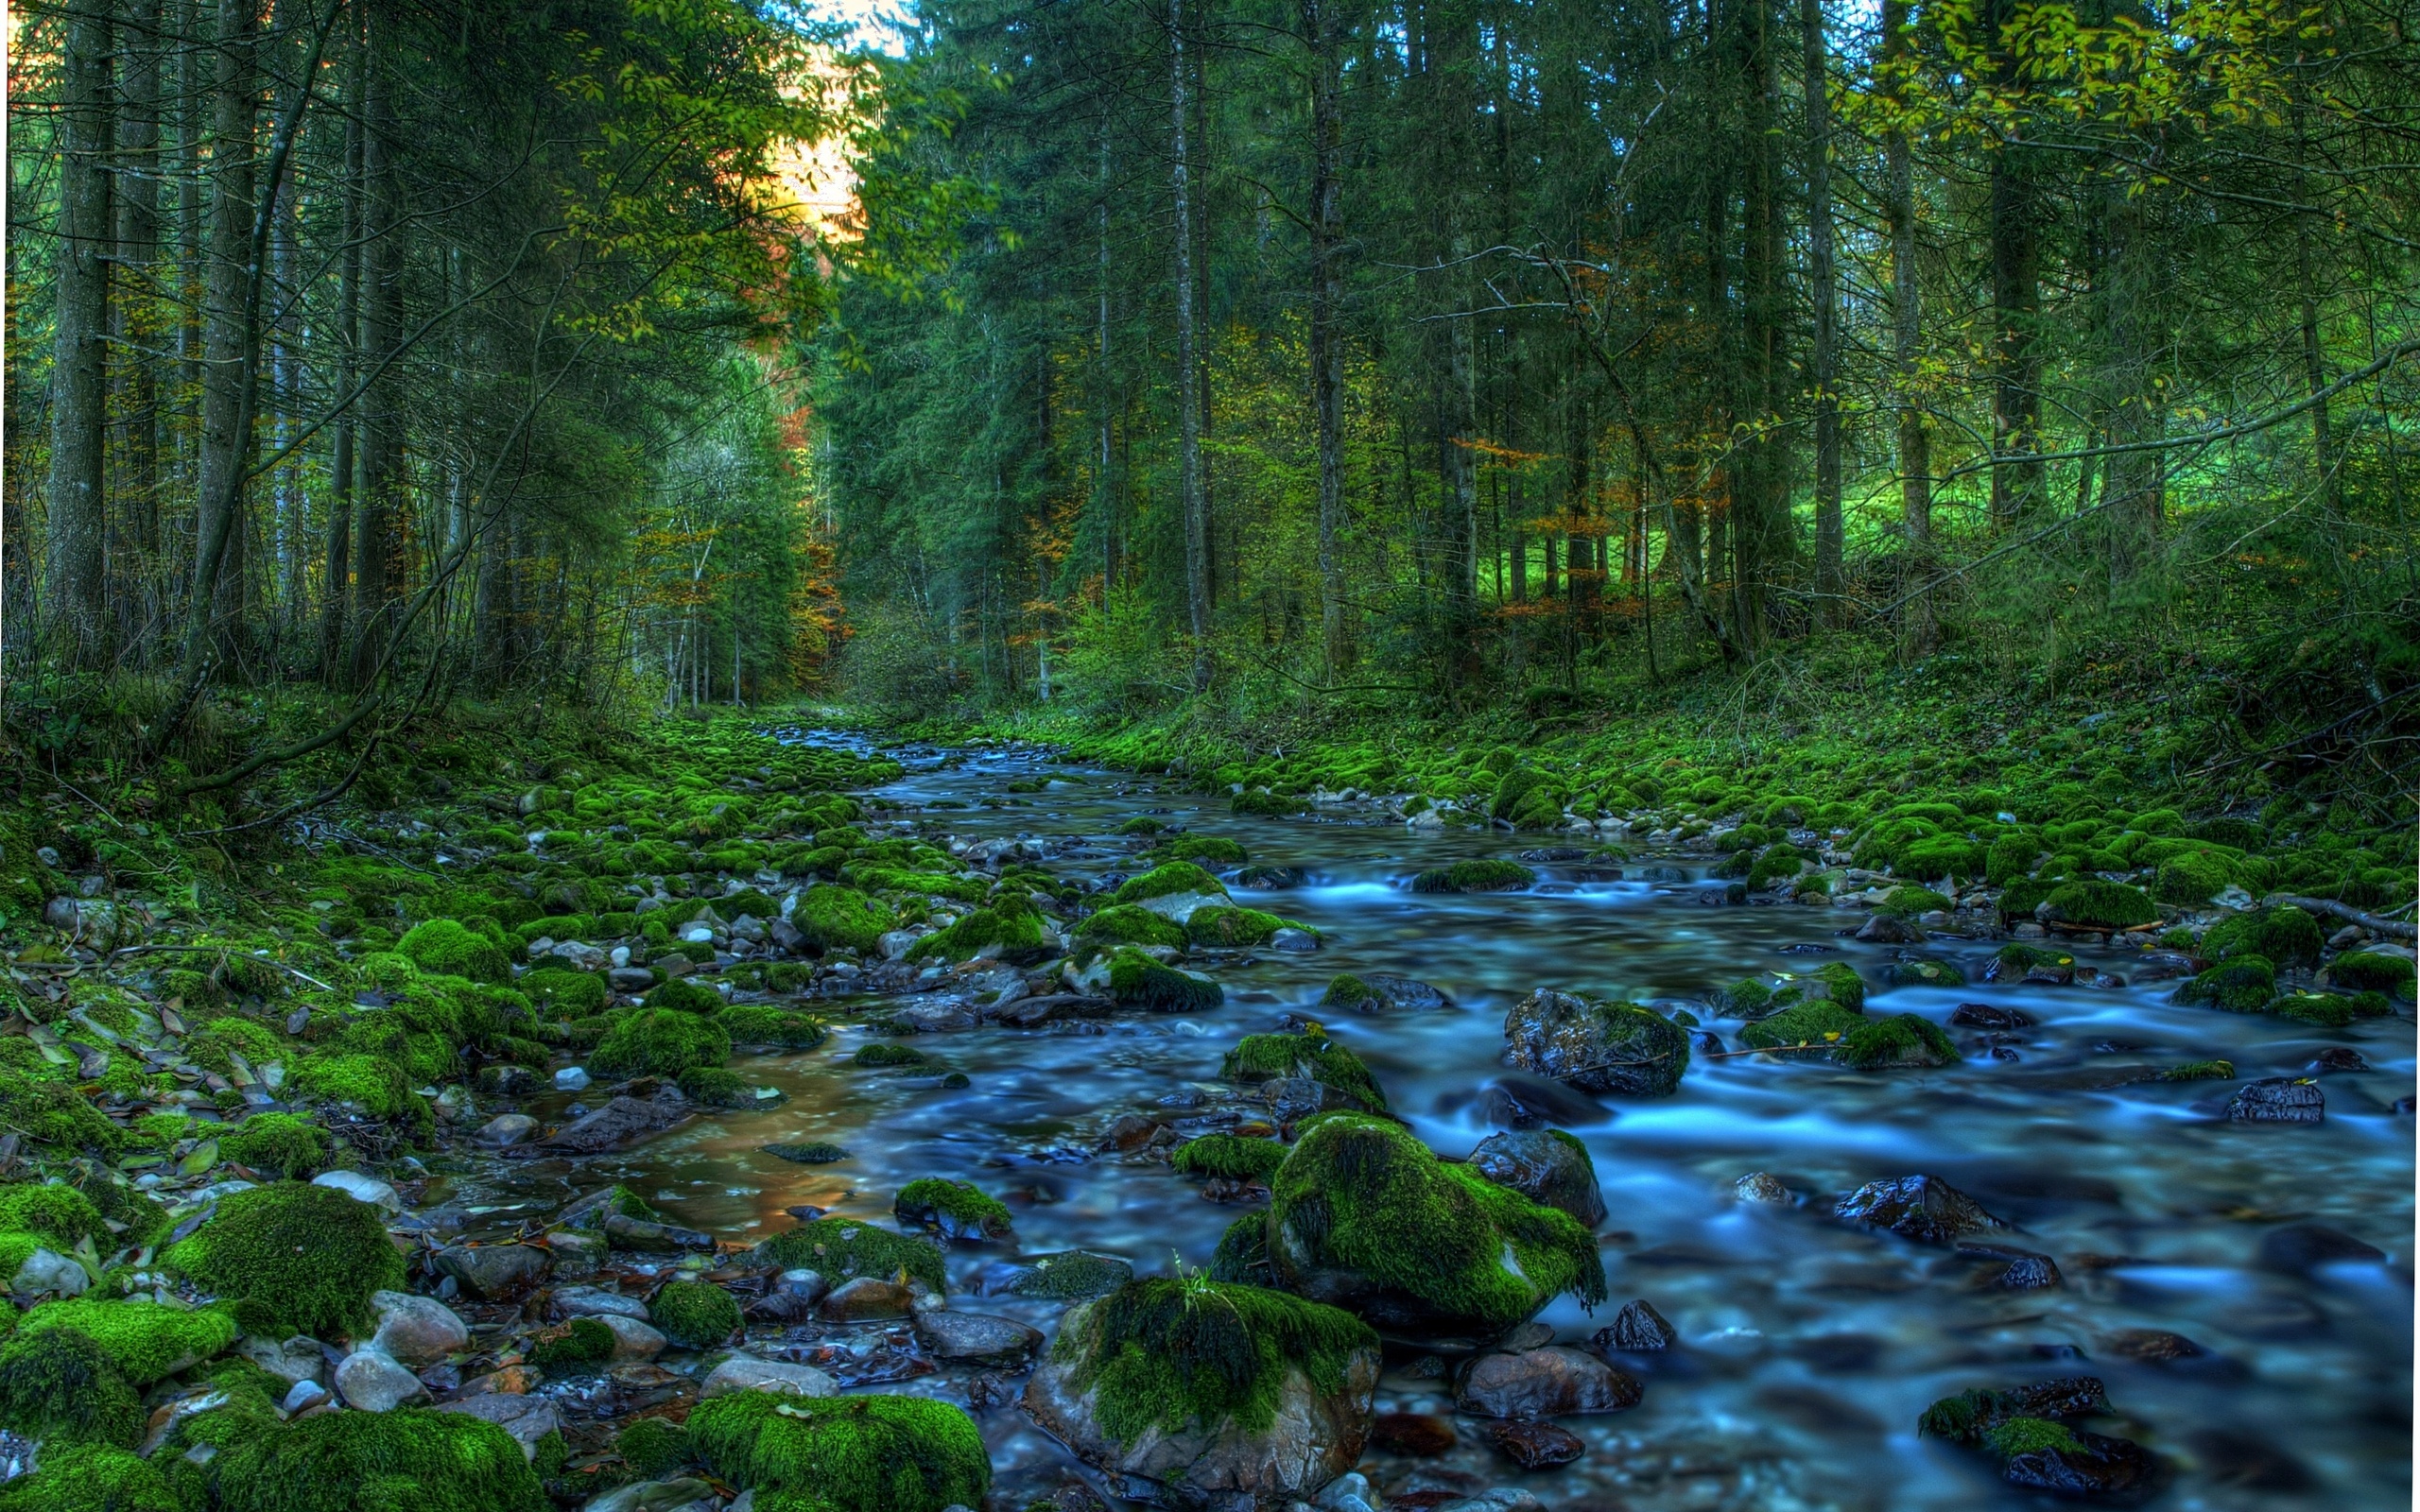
186, 0, 260, 674
1802, 0, 1842, 628
116, 0, 165, 662
1734, 0, 1784, 649
320, 45, 363, 685
1882, 0, 1934, 658
1171, 0, 1211, 689
352, 26, 403, 687
1984, 0, 2043, 529
44, 0, 115, 667
1305, 0, 1347, 672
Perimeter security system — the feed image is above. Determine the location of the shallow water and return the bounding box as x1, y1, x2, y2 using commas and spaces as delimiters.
469, 735, 2414, 1509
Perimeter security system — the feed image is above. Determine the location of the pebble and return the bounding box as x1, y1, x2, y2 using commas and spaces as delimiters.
912, 1309, 1043, 1364
236, 1334, 325, 1385
280, 1379, 329, 1414
1594, 1297, 1677, 1352
594, 1313, 668, 1363
821, 1277, 915, 1321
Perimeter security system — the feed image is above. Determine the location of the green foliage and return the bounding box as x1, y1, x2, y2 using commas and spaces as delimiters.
0, 1182, 110, 1249
2044, 880, 2158, 929
688, 1390, 990, 1512
651, 1280, 742, 1347
1112, 863, 1228, 907
646, 978, 726, 1014
163, 1182, 405, 1338
2177, 954, 2277, 1012
1739, 999, 1866, 1049
1184, 904, 1299, 948
677, 1066, 756, 1108
718, 1004, 829, 1049
2332, 951, 2416, 997
790, 886, 896, 954
1983, 1417, 2084, 1458
1156, 835, 1248, 866
904, 897, 1050, 962
894, 1178, 1013, 1239
589, 1008, 731, 1079
752, 1218, 945, 1293
1834, 1013, 1959, 1070
0, 1070, 125, 1154
220, 1112, 328, 1179
1230, 789, 1305, 816
1169, 1134, 1288, 1182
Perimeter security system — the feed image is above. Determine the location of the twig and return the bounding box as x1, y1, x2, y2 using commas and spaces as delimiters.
11, 944, 336, 991
2262, 894, 2418, 941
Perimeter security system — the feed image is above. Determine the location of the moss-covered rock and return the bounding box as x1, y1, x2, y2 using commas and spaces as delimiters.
0, 1181, 111, 1250
18, 1297, 237, 1384
2265, 988, 2395, 1027
752, 1218, 945, 1294
2328, 950, 2415, 998
1738, 999, 1866, 1050
617, 1416, 692, 1477
0, 1070, 125, 1155
652, 1280, 741, 1347
2176, 954, 2277, 1013
690, 1388, 989, 1512
1231, 789, 1305, 817
520, 967, 609, 1017
1170, 1134, 1289, 1183
644, 977, 725, 1014
2160, 1059, 2236, 1081
1255, 1113, 1605, 1346
791, 886, 895, 954
894, 1178, 1013, 1242
855, 1041, 938, 1069
204, 1405, 547, 1512
1834, 1013, 1959, 1069
1317, 974, 1377, 1012
1112, 863, 1231, 919
1107, 951, 1224, 1013
905, 897, 1052, 964
676, 1066, 761, 1108
219, 1111, 328, 1180
1156, 835, 1248, 867
1407, 860, 1535, 894
1219, 1029, 1386, 1111
164, 1181, 405, 1338
0, 1326, 142, 1448
2204, 905, 2325, 969
1882, 957, 1965, 988
290, 1054, 431, 1144
396, 919, 510, 985
588, 1008, 731, 1080
762, 1142, 851, 1164
2043, 880, 2158, 929
717, 1004, 828, 1052
0, 1442, 179, 1512
1074, 904, 1190, 951
1501, 990, 1689, 1097
528, 1317, 615, 1372
1184, 905, 1301, 949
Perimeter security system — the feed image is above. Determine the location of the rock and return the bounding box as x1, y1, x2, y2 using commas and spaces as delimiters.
993, 994, 1115, 1028
1433, 1490, 1544, 1512
1467, 1130, 1606, 1228
433, 1243, 552, 1300
311, 1169, 403, 1213
993, 1251, 1133, 1301
507, 1089, 695, 1157
545, 1230, 607, 1281
335, 1347, 425, 1412
1854, 913, 1927, 944
1370, 1412, 1457, 1456
594, 1312, 668, 1363
2256, 1223, 2384, 1270
1261, 1076, 1363, 1124
821, 1277, 917, 1321
11, 1246, 92, 1297
370, 1290, 470, 1365
475, 1113, 540, 1147
2002, 1432, 2156, 1498
1501, 989, 1689, 1097
1488, 1418, 1585, 1469
1098, 1112, 1168, 1153
1455, 1346, 1642, 1419
238, 1334, 325, 1385
475, 1065, 539, 1097
1733, 1172, 1791, 1204
1947, 1003, 2033, 1030
2227, 1078, 2324, 1124
1997, 1254, 2063, 1290
580, 1479, 717, 1512
1593, 1298, 1677, 1352
1357, 974, 1451, 1013
699, 1354, 838, 1399
601, 1212, 715, 1252
280, 1379, 329, 1414
914, 1309, 1044, 1364
550, 1285, 651, 1322
1270, 928, 1320, 953
2104, 1329, 2205, 1363
607, 968, 655, 994
435, 1391, 564, 1460
1836, 1175, 2007, 1245
555, 1066, 594, 1091
1313, 1470, 1376, 1512
2307, 1047, 2369, 1073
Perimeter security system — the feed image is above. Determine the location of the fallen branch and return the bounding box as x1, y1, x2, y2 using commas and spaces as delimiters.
2262, 894, 2418, 941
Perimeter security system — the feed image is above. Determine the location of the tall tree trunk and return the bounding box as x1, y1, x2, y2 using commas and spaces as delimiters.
116, 0, 164, 663
2101, 159, 2163, 576
352, 31, 402, 687
1733, 0, 1783, 650
185, 0, 260, 676
1882, 0, 1934, 658
1305, 0, 1347, 673
1171, 0, 1211, 689
44, 0, 115, 666
1985, 0, 2042, 529
176, 0, 208, 527
320, 53, 363, 685
1801, 0, 1842, 628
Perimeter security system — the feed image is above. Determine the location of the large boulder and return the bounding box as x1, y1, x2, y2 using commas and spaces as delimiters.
1021, 1278, 1380, 1510
1455, 1344, 1642, 1419
1502, 990, 1689, 1097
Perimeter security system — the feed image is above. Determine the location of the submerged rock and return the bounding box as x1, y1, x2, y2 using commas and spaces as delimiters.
504, 1088, 695, 1157
1502, 989, 1689, 1097
1488, 1418, 1585, 1469
1594, 1297, 1678, 1352
2227, 1078, 2324, 1124
1835, 1175, 2009, 1245
1455, 1345, 1642, 1419
1467, 1129, 1607, 1228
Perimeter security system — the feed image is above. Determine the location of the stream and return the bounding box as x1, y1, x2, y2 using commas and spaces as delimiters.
441, 733, 2413, 1511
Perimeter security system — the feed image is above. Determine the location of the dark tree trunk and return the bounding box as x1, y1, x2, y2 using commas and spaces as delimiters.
1802, 0, 1842, 627
185, 0, 259, 674
45, 0, 115, 666
1171, 0, 1211, 688
1882, 0, 1934, 658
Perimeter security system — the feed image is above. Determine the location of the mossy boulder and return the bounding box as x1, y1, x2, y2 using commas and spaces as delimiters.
717, 1004, 829, 1051
164, 1181, 406, 1338
691, 1388, 988, 1512
791, 886, 895, 954
2328, 951, 2415, 998
0, 1326, 143, 1448
288, 1055, 433, 1145
652, 1280, 741, 1348
2042, 881, 2158, 930
18, 1298, 238, 1384
2204, 905, 2325, 970
1220, 1028, 1386, 1111
1020, 1278, 1379, 1506
1231, 789, 1305, 817
219, 1111, 328, 1180
1184, 905, 1302, 949
0, 1441, 179, 1512
752, 1218, 945, 1294
676, 1066, 760, 1108
1107, 951, 1224, 1013
1466, 1128, 1605, 1228
204, 1405, 547, 1512
617, 1417, 691, 1478
0, 1181, 112, 1251
1834, 1013, 1959, 1070
1157, 835, 1248, 867
2265, 988, 2395, 1027
0, 1069, 127, 1154
1076, 904, 1190, 951
1738, 998, 1865, 1050
1252, 1113, 1606, 1348
1408, 860, 1535, 894
1170, 1134, 1289, 1184
894, 1178, 1013, 1242
588, 1008, 731, 1080
645, 978, 725, 1014
1501, 989, 1689, 1097
521, 967, 610, 1017
1883, 957, 1965, 989
2179, 953, 2279, 1013
906, 897, 1054, 965
529, 1317, 615, 1372
396, 919, 510, 985
1113, 864, 1232, 922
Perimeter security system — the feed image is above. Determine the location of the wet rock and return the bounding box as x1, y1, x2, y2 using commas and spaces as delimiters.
435, 1391, 563, 1461
545, 1230, 607, 1281
1099, 1111, 1170, 1152
595, 1313, 667, 1363
1488, 1419, 1584, 1469
506, 1088, 694, 1157
821, 1276, 916, 1321
2256, 1223, 2384, 1270
1593, 1298, 1677, 1352
1263, 1076, 1364, 1123
312, 1168, 403, 1213
1734, 1172, 1792, 1204
1342, 974, 1453, 1013
1233, 866, 1309, 890
238, 1334, 326, 1385
1270, 927, 1321, 953
2226, 1078, 2324, 1124
1478, 1073, 1606, 1130
2103, 1329, 2205, 1364
1467, 1130, 1606, 1228
551, 1285, 651, 1322
993, 993, 1115, 1028
1455, 1346, 1642, 1419
1835, 1175, 2009, 1245
475, 1064, 539, 1097
1855, 914, 1927, 944
991, 1250, 1133, 1301
2002, 1431, 2156, 1498
433, 1244, 551, 1300
1994, 1253, 2063, 1290
1948, 1003, 2033, 1030
2306, 1047, 2369, 1073
1371, 1412, 1458, 1456
371, 1290, 470, 1365
281, 1379, 329, 1414
1501, 989, 1689, 1097
914, 1309, 1043, 1364
475, 1113, 540, 1146
699, 1354, 838, 1399
607, 968, 655, 994
602, 1213, 715, 1252
335, 1346, 425, 1412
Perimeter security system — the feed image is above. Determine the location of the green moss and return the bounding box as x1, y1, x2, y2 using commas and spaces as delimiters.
1184, 905, 1302, 948
18, 1299, 236, 1384
1219, 1029, 1386, 1111
1880, 885, 1953, 917
762, 1142, 851, 1163
1407, 859, 1536, 894
1053, 1277, 1376, 1448
188, 1015, 285, 1077
689, 1389, 989, 1512
718, 1004, 828, 1050
855, 1041, 938, 1069
652, 1280, 741, 1347
645, 977, 725, 1014
2204, 905, 2325, 969
1834, 1013, 1959, 1070
677, 1066, 758, 1108
1992, 942, 2074, 976
205, 1405, 546, 1512
0, 1182, 110, 1249
2177, 954, 2277, 1013
1319, 974, 1377, 1011
0, 1327, 141, 1448
1106, 951, 1223, 1013
1007, 1251, 1134, 1300
1809, 960, 1868, 1012
1883, 957, 1966, 988
2331, 951, 2416, 997
589, 1008, 731, 1080
1157, 835, 1248, 866
220, 1112, 328, 1180
1263, 1113, 1605, 1333
1982, 1416, 2084, 1458
0, 1069, 125, 1154
791, 886, 896, 954
396, 919, 510, 985
1230, 789, 1305, 817
752, 1218, 945, 1294
0, 1442, 179, 1512
1113, 863, 1229, 907
1170, 1134, 1288, 1182
2161, 1059, 2236, 1081
905, 897, 1050, 963
1711, 976, 1775, 1017
1074, 904, 1190, 951
1738, 999, 1866, 1050
164, 1182, 405, 1339
1115, 816, 1171, 835
895, 1178, 1013, 1240
2044, 880, 2158, 929
2265, 989, 2394, 1026
529, 1317, 615, 1372
2153, 851, 2234, 903
618, 1417, 692, 1477
521, 967, 609, 1017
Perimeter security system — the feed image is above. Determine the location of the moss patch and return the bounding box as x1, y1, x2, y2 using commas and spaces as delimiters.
2176, 955, 2276, 1013
752, 1218, 945, 1293
652, 1280, 741, 1347
618, 1417, 692, 1477
1075, 904, 1190, 951
1170, 1134, 1288, 1182
205, 1405, 546, 1512
164, 1181, 405, 1339
2331, 951, 2415, 997
791, 886, 895, 954
894, 1178, 1013, 1241
220, 1112, 328, 1180
1219, 1029, 1387, 1110
2204, 905, 2325, 969
718, 1004, 828, 1051
396, 919, 510, 985
0, 1442, 179, 1512
529, 1317, 615, 1372
1739, 999, 1866, 1050
690, 1390, 989, 1512
1107, 951, 1223, 1012
1113, 863, 1230, 908
2045, 880, 2158, 929
1834, 1013, 1959, 1070
18, 1298, 237, 1384
0, 1326, 142, 1448
588, 1008, 731, 1080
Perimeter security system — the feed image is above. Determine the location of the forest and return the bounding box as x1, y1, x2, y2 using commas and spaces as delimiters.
0, 0, 2413, 1508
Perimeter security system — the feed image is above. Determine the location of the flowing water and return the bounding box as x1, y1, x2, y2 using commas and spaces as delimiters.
448, 734, 2413, 1510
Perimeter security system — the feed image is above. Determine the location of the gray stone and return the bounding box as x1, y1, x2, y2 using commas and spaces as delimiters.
1834, 1174, 2008, 1245
236, 1333, 325, 1386
335, 1347, 425, 1412
601, 1212, 714, 1252
607, 969, 656, 993
1468, 1129, 1606, 1228
311, 1169, 403, 1213
555, 1066, 593, 1091
280, 1379, 330, 1414
580, 1479, 716, 1512
1270, 928, 1320, 953
370, 1290, 469, 1366
594, 1312, 668, 1363
10, 1246, 92, 1297
1455, 1346, 1642, 1418
1734, 1172, 1791, 1204
506, 1090, 696, 1158
433, 1243, 552, 1300
821, 1277, 915, 1321
546, 1230, 608, 1281
1855, 913, 1927, 944
1593, 1298, 1677, 1352
913, 1309, 1043, 1364
436, 1391, 565, 1460
699, 1355, 838, 1399
2228, 1078, 2325, 1124
475, 1113, 540, 1147
551, 1285, 651, 1322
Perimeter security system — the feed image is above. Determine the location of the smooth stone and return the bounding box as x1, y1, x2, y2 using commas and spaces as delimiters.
1488, 1418, 1585, 1469
1733, 1172, 1792, 1204
311, 1169, 403, 1213
606, 968, 656, 993
475, 1113, 540, 1147
2257, 1223, 2385, 1270
601, 1212, 715, 1252
335, 1347, 425, 1412
1455, 1345, 1642, 1419
505, 1091, 697, 1158
699, 1354, 838, 1399
432, 1243, 552, 1300
555, 1066, 593, 1091
475, 1065, 539, 1097
370, 1290, 470, 1365
280, 1379, 330, 1414
436, 1391, 565, 1460
1467, 1129, 1606, 1228
236, 1333, 325, 1385
594, 1313, 668, 1363
551, 1285, 651, 1322
821, 1277, 916, 1321
1594, 1298, 1678, 1352
581, 1479, 715, 1512
545, 1230, 608, 1281
1833, 1174, 2008, 1244
913, 1309, 1044, 1364
1854, 913, 1927, 944
11, 1247, 92, 1297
